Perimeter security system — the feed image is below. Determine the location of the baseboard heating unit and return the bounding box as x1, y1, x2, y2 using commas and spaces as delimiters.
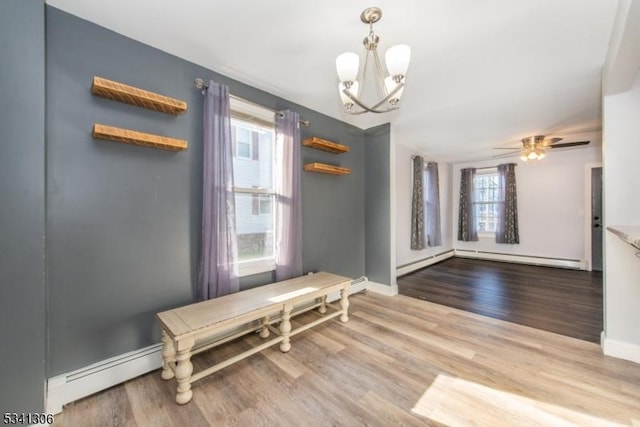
454, 249, 585, 270
396, 250, 455, 277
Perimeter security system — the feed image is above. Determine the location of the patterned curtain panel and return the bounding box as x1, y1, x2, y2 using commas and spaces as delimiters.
496, 163, 520, 244
198, 80, 239, 300
410, 156, 425, 250
426, 162, 442, 247
458, 168, 478, 241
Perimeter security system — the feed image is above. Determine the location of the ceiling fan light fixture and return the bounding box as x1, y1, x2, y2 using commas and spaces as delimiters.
527, 150, 538, 160
336, 7, 410, 114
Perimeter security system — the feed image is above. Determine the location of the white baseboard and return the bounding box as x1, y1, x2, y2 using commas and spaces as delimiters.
396, 250, 455, 276
366, 281, 398, 296
46, 343, 163, 414
601, 332, 640, 364
454, 249, 586, 270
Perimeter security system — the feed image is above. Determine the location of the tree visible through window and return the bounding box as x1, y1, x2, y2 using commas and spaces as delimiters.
473, 171, 500, 233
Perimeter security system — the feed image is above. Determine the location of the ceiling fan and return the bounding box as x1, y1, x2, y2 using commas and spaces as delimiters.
493, 135, 590, 161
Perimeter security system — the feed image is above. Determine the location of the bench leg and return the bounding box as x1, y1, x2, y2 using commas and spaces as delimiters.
340, 287, 350, 323
259, 316, 270, 338
318, 295, 327, 314
160, 330, 175, 380
175, 345, 194, 404
279, 302, 293, 353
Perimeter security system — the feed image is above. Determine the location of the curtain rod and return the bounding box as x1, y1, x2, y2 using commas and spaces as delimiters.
194, 78, 310, 127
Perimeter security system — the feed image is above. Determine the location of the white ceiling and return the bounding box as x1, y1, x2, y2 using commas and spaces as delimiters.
47, 0, 618, 163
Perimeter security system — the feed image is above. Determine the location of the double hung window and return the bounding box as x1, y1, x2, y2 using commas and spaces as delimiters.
230, 98, 277, 275
473, 169, 500, 235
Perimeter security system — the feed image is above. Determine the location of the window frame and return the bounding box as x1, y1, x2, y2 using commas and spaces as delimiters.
230, 97, 277, 277
472, 168, 500, 238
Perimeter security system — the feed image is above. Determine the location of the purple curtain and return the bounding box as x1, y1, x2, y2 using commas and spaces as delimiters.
426, 161, 442, 247
198, 80, 239, 300
496, 163, 519, 244
274, 110, 302, 281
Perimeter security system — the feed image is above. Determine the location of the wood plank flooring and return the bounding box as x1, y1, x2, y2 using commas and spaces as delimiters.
397, 257, 603, 343
53, 292, 639, 427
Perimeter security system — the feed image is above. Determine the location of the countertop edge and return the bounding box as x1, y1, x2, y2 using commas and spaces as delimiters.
607, 226, 640, 250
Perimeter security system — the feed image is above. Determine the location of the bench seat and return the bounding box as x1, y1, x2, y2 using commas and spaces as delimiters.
156, 272, 351, 404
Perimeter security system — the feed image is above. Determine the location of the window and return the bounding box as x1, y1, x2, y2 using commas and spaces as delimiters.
231, 98, 276, 276
473, 169, 500, 234
251, 194, 272, 215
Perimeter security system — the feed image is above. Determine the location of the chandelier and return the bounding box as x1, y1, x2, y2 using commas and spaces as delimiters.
336, 7, 411, 114
519, 136, 547, 161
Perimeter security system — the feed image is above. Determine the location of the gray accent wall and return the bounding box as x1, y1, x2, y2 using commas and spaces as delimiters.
364, 124, 393, 286
0, 0, 46, 414
46, 7, 365, 375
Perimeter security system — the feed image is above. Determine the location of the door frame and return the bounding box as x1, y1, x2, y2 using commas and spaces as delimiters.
584, 163, 602, 271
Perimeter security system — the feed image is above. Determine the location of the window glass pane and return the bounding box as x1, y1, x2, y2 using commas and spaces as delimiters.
231, 119, 274, 190
234, 192, 274, 260
237, 141, 251, 158
473, 172, 500, 233
259, 194, 272, 215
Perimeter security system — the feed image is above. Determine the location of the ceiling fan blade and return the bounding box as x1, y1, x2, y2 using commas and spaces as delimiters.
541, 137, 563, 146
491, 152, 520, 159
548, 140, 590, 148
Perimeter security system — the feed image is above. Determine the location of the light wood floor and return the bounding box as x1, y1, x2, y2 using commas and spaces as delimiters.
53, 292, 640, 427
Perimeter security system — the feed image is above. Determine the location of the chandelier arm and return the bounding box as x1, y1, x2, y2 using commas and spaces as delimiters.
368, 82, 404, 110
372, 49, 388, 96
341, 88, 400, 114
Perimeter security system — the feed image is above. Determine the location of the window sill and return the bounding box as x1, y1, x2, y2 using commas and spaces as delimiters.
478, 232, 495, 239
237, 258, 275, 277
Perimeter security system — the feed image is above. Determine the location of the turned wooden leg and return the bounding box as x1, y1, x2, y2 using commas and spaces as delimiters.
279, 302, 293, 353
318, 295, 327, 314
259, 316, 270, 338
175, 345, 194, 405
340, 286, 350, 323
161, 330, 176, 380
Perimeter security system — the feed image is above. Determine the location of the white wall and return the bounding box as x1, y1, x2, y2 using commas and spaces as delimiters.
602, 71, 640, 361
451, 146, 602, 261
395, 143, 453, 267
600, 0, 640, 364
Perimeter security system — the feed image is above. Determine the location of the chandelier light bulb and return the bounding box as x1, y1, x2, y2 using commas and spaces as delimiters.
336, 52, 359, 82
385, 44, 411, 77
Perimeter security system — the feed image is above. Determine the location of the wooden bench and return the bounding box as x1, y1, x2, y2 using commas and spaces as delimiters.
156, 272, 351, 404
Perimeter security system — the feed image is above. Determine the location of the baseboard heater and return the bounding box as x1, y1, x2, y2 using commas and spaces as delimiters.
46, 276, 368, 414
396, 249, 455, 277
454, 249, 585, 270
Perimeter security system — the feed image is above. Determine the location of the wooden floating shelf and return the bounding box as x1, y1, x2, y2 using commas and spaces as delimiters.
91, 76, 187, 115
302, 137, 350, 154
304, 163, 351, 176
92, 124, 188, 152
